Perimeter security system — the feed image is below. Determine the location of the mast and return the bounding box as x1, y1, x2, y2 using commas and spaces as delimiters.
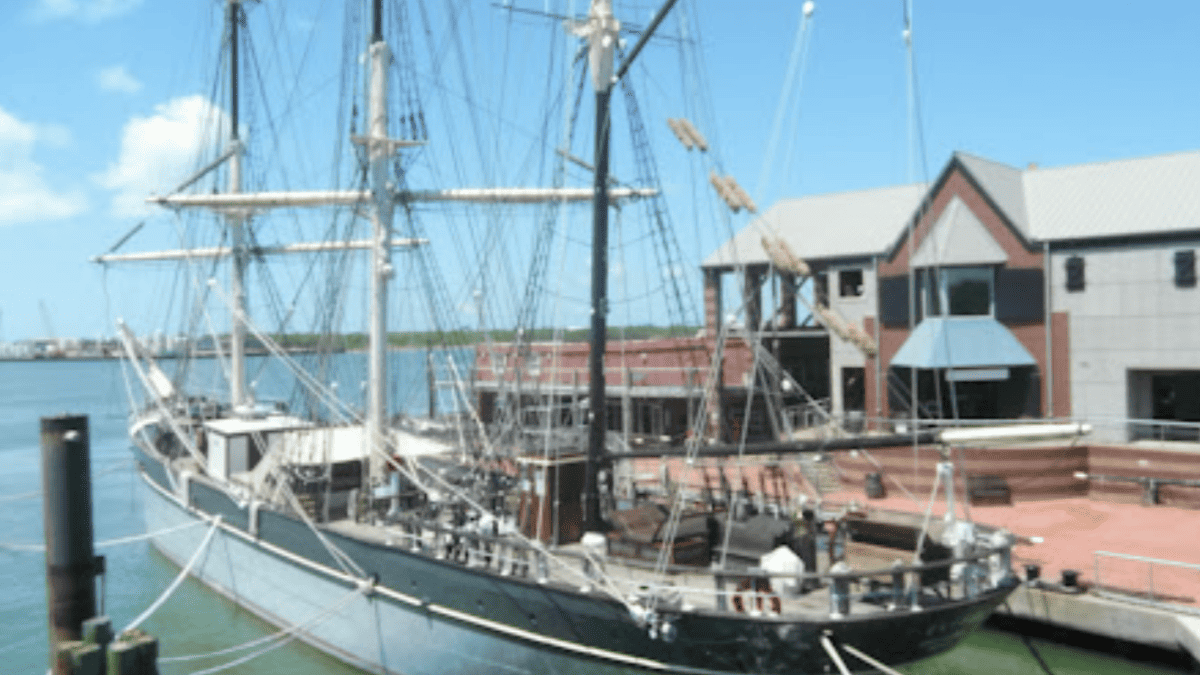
366, 0, 395, 480
228, 0, 249, 410
581, 0, 620, 533
580, 0, 678, 532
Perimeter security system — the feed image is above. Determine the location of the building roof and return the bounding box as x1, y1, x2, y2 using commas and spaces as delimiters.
1023, 150, 1200, 242
910, 195, 1008, 267
956, 152, 1030, 234
705, 149, 1200, 269
702, 183, 927, 269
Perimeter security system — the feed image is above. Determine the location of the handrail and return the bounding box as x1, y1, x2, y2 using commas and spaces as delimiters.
1093, 550, 1200, 608
1094, 550, 1200, 571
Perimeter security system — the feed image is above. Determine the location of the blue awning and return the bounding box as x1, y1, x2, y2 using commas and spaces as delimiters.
890, 317, 1036, 370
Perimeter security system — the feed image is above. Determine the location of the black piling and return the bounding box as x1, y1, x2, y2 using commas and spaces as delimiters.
41, 414, 99, 674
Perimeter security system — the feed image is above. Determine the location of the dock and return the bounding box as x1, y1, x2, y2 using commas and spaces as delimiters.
817, 488, 1200, 666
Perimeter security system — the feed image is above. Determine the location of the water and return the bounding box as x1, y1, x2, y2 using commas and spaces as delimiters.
0, 357, 1186, 674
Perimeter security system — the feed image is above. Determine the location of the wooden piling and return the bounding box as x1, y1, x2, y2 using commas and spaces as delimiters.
41, 414, 98, 675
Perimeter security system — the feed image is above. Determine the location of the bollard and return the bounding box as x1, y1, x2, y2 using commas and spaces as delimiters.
42, 414, 99, 675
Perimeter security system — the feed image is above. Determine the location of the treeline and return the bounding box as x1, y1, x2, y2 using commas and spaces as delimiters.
270, 325, 701, 350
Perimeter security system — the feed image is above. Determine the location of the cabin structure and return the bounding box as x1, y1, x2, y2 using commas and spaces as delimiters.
704, 150, 1200, 444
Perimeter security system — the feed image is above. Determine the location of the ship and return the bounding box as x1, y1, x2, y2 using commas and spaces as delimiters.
108, 1, 1034, 673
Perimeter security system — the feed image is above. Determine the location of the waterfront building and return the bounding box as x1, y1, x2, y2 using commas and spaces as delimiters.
704, 149, 1200, 444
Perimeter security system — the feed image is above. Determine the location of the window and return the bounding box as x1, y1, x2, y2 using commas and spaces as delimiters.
917, 266, 993, 317
943, 267, 992, 315
838, 269, 864, 297
1175, 250, 1196, 288
1130, 370, 1200, 441
1065, 256, 1085, 292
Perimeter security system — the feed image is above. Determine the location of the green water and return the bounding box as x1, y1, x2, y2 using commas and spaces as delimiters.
0, 358, 1187, 674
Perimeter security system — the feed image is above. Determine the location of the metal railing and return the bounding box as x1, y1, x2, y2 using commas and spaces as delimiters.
1093, 550, 1200, 614
377, 514, 1014, 620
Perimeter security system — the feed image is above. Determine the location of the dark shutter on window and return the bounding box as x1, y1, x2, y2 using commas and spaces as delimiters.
1175, 250, 1196, 288
878, 276, 910, 326
995, 267, 1045, 322
1065, 256, 1085, 292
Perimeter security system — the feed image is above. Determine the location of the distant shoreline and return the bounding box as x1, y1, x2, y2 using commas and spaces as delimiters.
0, 326, 699, 362
0, 344, 476, 363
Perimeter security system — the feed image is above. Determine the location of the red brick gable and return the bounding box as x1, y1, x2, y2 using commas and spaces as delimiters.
879, 161, 1041, 275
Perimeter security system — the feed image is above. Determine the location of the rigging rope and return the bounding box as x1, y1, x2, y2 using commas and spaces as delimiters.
2, 518, 212, 553
122, 515, 223, 635
159, 585, 365, 666
839, 642, 910, 675
754, 2, 815, 206
819, 634, 854, 675
280, 483, 367, 579
1002, 600, 1058, 675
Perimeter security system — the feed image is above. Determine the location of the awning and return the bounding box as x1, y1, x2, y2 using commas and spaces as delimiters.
890, 317, 1036, 370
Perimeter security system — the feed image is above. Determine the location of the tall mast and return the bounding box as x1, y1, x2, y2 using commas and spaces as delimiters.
366, 0, 395, 479
228, 0, 249, 411
580, 0, 677, 532
581, 0, 620, 533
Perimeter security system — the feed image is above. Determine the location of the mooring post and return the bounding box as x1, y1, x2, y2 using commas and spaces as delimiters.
41, 414, 98, 675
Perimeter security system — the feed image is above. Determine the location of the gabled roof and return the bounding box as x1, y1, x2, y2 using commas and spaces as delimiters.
910, 195, 1007, 267
706, 149, 1200, 270
701, 183, 926, 269
956, 152, 1029, 235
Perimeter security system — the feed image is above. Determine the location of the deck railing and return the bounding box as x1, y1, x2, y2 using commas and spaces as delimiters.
377, 515, 1013, 620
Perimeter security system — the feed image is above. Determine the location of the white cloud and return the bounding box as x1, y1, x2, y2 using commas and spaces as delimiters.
0, 107, 86, 225
30, 0, 143, 22
95, 95, 230, 217
98, 65, 142, 94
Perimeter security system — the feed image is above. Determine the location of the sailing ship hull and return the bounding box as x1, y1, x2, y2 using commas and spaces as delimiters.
136, 445, 1015, 675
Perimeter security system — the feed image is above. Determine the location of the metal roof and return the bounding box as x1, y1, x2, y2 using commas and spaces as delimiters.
702, 183, 927, 269
705, 150, 1200, 270
890, 317, 1036, 370
910, 195, 1007, 267
1023, 150, 1200, 241
955, 153, 1029, 235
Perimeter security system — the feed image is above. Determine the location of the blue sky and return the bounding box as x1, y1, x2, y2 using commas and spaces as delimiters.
1, 0, 1198, 341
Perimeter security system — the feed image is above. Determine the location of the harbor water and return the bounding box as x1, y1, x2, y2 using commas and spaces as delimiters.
0, 356, 1185, 674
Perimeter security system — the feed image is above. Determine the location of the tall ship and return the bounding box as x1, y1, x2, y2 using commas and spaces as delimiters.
105, 1, 1036, 672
